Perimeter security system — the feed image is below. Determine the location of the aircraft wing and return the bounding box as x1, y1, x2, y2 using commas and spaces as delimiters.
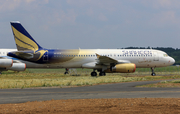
95, 53, 130, 65
96, 53, 117, 64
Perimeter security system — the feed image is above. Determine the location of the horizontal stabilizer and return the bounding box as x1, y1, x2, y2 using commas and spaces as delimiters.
14, 51, 34, 59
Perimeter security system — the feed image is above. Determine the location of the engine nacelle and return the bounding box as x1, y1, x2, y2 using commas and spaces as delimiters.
106, 63, 136, 73
0, 59, 13, 68
6, 63, 26, 71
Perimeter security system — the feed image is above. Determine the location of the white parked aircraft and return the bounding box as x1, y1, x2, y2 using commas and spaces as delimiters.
7, 21, 175, 76
0, 49, 24, 73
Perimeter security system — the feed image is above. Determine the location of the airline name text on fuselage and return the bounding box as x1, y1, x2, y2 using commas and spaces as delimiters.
122, 50, 152, 55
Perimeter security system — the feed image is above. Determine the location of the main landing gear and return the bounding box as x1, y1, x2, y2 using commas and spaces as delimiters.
151, 67, 156, 76
91, 71, 97, 77
99, 71, 106, 76
64, 68, 69, 74
91, 70, 106, 77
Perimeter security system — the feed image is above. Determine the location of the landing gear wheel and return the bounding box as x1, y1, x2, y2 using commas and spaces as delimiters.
99, 72, 106, 76
151, 73, 156, 76
64, 71, 68, 74
91, 72, 97, 77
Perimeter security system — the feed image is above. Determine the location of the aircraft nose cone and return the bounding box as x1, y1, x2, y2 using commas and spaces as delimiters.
169, 57, 175, 65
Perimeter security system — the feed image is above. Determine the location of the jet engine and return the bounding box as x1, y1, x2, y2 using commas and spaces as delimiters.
0, 59, 26, 72
0, 59, 13, 67
105, 63, 136, 73
6, 63, 26, 71
111, 63, 136, 73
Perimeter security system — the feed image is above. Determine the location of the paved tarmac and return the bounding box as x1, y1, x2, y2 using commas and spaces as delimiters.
0, 80, 180, 104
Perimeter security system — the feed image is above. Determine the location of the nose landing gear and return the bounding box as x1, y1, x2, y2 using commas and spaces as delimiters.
151, 67, 156, 76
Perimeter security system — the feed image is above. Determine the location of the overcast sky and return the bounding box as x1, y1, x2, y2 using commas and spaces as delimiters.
0, 0, 180, 49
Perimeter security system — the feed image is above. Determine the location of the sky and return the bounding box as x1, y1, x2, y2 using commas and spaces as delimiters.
0, 0, 180, 49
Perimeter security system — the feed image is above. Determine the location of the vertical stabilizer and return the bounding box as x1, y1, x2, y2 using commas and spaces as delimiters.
10, 21, 42, 51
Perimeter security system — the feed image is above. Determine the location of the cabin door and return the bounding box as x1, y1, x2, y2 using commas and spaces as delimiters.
43, 51, 48, 61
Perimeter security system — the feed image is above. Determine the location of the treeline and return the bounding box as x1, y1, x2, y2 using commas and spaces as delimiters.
122, 47, 180, 65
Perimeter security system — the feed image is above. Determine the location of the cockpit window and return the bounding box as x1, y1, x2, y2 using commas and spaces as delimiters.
163, 54, 168, 57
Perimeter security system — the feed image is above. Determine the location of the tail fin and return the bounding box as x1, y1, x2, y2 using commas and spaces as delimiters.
10, 21, 42, 51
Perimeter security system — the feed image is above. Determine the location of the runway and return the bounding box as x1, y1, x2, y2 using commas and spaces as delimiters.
0, 80, 180, 104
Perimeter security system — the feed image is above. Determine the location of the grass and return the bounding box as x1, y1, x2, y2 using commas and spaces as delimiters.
136, 66, 180, 72
0, 66, 180, 89
137, 80, 180, 88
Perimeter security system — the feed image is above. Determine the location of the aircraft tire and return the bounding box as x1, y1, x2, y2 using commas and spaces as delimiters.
99, 72, 106, 76
64, 72, 68, 74
91, 72, 97, 77
151, 73, 156, 76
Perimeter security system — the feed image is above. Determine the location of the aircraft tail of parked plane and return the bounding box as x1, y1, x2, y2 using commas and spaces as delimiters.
10, 21, 48, 63
8, 21, 175, 76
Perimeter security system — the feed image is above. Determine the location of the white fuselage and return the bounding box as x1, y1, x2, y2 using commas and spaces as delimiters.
48, 49, 174, 69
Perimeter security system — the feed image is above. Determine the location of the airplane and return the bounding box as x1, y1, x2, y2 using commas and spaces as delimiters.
7, 21, 175, 76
